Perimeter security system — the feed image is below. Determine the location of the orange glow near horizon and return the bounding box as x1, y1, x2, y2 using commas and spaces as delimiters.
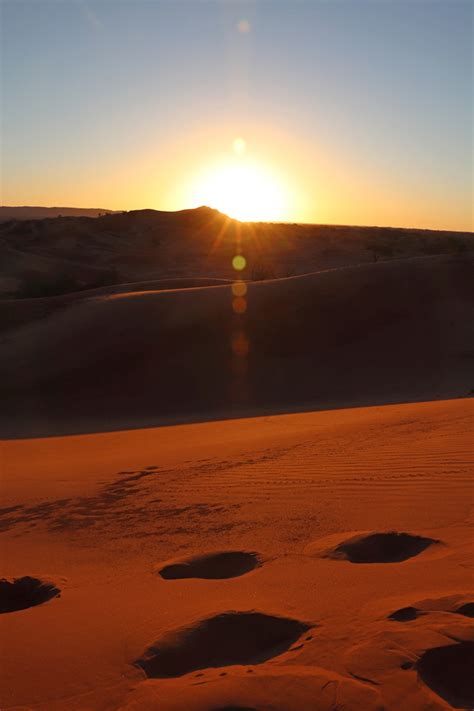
188, 160, 291, 222
4, 123, 471, 232
174, 135, 298, 223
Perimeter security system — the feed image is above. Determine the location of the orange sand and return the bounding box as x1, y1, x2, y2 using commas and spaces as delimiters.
1, 398, 473, 710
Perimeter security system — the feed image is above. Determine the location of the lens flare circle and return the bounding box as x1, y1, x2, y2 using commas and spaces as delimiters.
232, 281, 247, 297
232, 255, 247, 271
232, 297, 247, 314
233, 137, 246, 155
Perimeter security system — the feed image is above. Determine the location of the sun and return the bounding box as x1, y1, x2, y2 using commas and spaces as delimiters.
189, 157, 289, 222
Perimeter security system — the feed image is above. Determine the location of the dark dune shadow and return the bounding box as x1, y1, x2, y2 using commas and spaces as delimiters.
1, 253, 473, 439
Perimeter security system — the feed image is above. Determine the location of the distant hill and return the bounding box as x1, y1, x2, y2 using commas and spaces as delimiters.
0, 206, 115, 221
0, 206, 472, 299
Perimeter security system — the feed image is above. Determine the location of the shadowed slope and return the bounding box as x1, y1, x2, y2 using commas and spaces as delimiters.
1, 254, 473, 437
0, 277, 233, 333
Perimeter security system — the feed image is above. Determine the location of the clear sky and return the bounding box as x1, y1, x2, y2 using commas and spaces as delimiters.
1, 0, 472, 229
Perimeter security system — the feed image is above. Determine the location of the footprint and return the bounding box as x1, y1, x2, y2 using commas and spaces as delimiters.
456, 602, 474, 618
328, 531, 438, 563
389, 596, 474, 621
135, 611, 311, 678
157, 551, 261, 580
0, 576, 60, 613
417, 641, 474, 708
388, 606, 421, 622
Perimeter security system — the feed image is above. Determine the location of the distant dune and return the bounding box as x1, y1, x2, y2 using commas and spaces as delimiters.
0, 206, 472, 298
1, 253, 472, 437
0, 206, 114, 221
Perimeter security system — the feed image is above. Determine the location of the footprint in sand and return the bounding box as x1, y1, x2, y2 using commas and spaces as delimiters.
157, 551, 261, 580
456, 602, 474, 617
417, 640, 474, 708
388, 606, 421, 621
0, 576, 60, 613
305, 530, 439, 563
135, 611, 311, 678
389, 594, 474, 622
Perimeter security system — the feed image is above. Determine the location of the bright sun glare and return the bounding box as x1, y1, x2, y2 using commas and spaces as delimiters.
189, 138, 289, 222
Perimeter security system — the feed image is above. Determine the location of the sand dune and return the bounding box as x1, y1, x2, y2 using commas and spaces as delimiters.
1, 253, 472, 437
1, 211, 473, 709
0, 277, 233, 334
1, 207, 472, 298
0, 206, 114, 221
1, 398, 472, 709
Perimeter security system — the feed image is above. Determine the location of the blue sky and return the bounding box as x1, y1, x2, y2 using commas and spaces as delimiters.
1, 0, 472, 229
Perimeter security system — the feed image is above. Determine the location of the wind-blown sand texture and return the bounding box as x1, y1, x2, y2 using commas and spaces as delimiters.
1, 209, 473, 709
1, 398, 473, 710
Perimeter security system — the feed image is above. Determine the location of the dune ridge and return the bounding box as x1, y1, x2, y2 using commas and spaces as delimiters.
1, 253, 472, 438
1, 208, 473, 709
1, 206, 472, 299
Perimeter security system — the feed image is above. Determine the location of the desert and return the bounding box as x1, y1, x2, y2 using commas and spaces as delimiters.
1, 1, 473, 708
1, 207, 473, 710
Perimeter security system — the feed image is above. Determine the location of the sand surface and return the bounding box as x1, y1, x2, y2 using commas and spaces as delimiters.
2, 254, 473, 438
1, 398, 473, 710
1, 207, 472, 299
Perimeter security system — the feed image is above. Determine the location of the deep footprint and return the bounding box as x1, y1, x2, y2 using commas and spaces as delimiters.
390, 600, 474, 621
417, 641, 474, 708
0, 576, 60, 613
329, 531, 438, 563
388, 606, 421, 622
158, 551, 261, 580
456, 602, 474, 617
135, 611, 311, 678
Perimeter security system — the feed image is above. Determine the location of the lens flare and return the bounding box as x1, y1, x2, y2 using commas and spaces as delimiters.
237, 19, 250, 33
232, 255, 246, 271
232, 332, 249, 357
232, 281, 247, 297
232, 296, 247, 314
233, 137, 246, 155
